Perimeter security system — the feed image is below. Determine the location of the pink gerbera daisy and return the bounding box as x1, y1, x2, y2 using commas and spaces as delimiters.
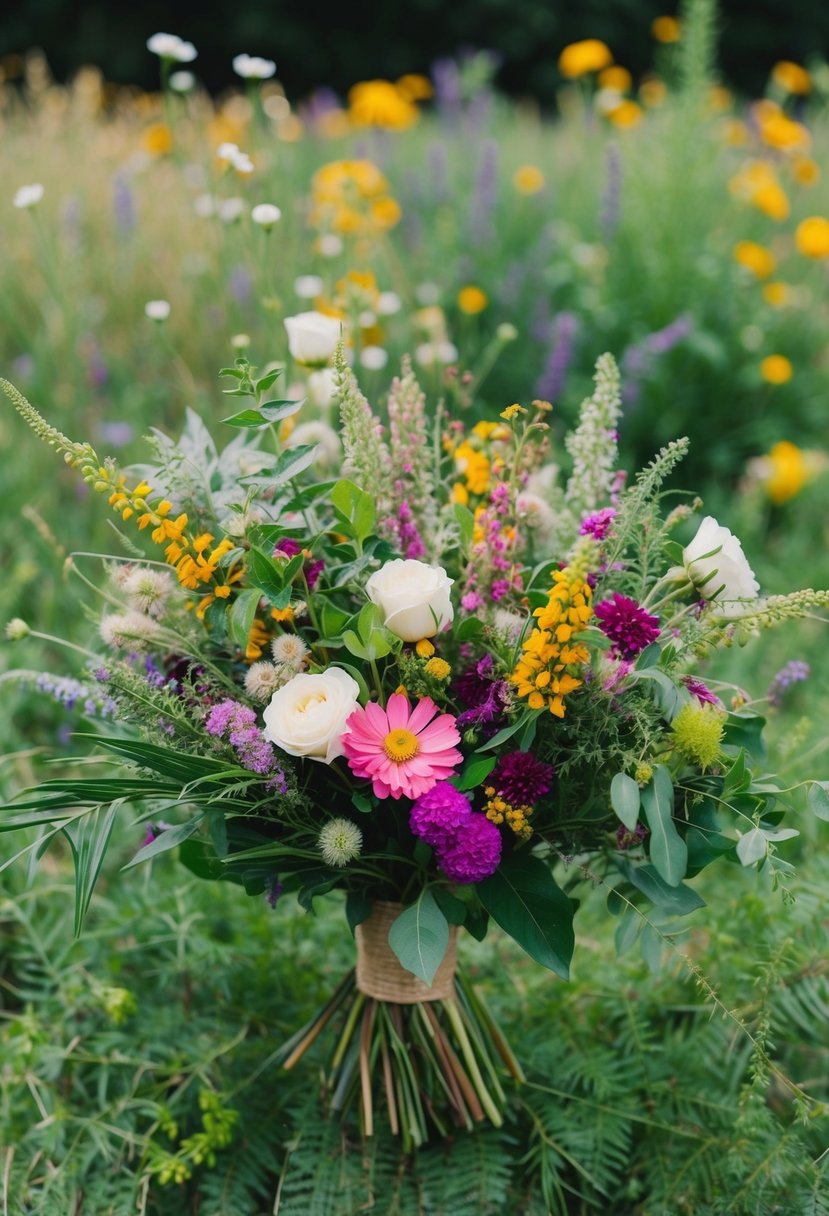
341, 694, 462, 800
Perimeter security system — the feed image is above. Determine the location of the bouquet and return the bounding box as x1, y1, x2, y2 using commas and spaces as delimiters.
4, 340, 828, 1148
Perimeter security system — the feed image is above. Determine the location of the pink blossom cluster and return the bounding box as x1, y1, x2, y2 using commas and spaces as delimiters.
460, 479, 522, 612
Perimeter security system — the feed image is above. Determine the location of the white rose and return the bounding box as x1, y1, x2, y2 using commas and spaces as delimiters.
366, 559, 454, 642
284, 311, 342, 367
683, 516, 759, 615
262, 667, 360, 763
306, 367, 338, 409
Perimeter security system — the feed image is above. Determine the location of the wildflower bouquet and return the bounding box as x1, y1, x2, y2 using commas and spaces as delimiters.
4, 344, 828, 1148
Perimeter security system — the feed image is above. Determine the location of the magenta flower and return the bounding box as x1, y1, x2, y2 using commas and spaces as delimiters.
594, 593, 660, 659
489, 751, 554, 805
438, 814, 502, 883
579, 506, 617, 540
342, 694, 462, 800
410, 781, 473, 847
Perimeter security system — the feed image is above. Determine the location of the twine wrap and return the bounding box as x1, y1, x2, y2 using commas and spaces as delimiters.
355, 900, 458, 1004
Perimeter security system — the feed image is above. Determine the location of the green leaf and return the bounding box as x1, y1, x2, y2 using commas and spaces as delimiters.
221, 409, 271, 429
331, 479, 376, 546
255, 368, 283, 393
454, 755, 496, 792
63, 803, 120, 935
453, 502, 474, 550
640, 765, 687, 887
433, 888, 467, 925
477, 714, 534, 753
388, 889, 449, 987
610, 772, 640, 830
228, 587, 261, 648
222, 399, 303, 428
122, 817, 204, 870
615, 906, 642, 956
808, 781, 829, 822
346, 891, 372, 933
618, 862, 706, 915
477, 853, 575, 980
723, 711, 767, 760
239, 445, 317, 487
633, 669, 690, 721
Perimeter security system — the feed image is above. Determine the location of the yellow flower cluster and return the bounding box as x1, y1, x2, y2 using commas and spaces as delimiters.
511, 568, 593, 717
347, 79, 420, 130
484, 788, 533, 840
309, 159, 401, 237
729, 160, 789, 222
448, 419, 510, 505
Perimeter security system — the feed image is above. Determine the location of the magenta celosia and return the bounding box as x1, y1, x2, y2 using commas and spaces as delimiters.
579, 506, 617, 540
437, 814, 502, 884
594, 593, 660, 659
489, 750, 554, 805
410, 781, 473, 847
682, 675, 722, 707
342, 694, 462, 800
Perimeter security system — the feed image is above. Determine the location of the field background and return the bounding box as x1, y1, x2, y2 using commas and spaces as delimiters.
2, 1, 829, 1211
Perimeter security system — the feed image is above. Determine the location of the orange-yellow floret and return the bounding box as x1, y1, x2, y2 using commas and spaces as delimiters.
510, 568, 593, 717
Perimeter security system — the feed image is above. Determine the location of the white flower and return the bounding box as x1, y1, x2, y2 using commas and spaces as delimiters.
358, 310, 377, 328
736, 825, 799, 866
317, 234, 344, 258
287, 420, 341, 467
5, 617, 30, 640
497, 322, 518, 342
193, 193, 215, 218
366, 559, 454, 642
415, 341, 458, 367
306, 367, 338, 410
360, 345, 388, 371
294, 274, 324, 299
233, 153, 255, 176
682, 516, 760, 615
122, 567, 174, 616
319, 818, 363, 867
251, 202, 281, 228
271, 634, 309, 668
146, 33, 197, 63
217, 142, 240, 161
231, 332, 251, 350
377, 291, 402, 316
516, 491, 556, 540
244, 661, 285, 702
217, 197, 245, 223
233, 53, 276, 80
262, 667, 360, 763
145, 299, 171, 322
13, 183, 44, 209
415, 281, 441, 305
169, 70, 195, 92
99, 611, 161, 650
284, 311, 341, 367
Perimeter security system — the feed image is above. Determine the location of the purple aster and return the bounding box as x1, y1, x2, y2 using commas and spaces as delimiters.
579, 507, 617, 541
410, 782, 472, 849
594, 594, 661, 660
229, 726, 277, 775
205, 699, 257, 737
437, 814, 502, 884
767, 660, 810, 709
682, 676, 722, 707
489, 751, 554, 805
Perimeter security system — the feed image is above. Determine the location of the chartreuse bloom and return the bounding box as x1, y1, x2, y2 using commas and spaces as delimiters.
670, 703, 724, 770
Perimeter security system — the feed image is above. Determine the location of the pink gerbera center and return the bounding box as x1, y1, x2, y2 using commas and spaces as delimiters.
342, 693, 462, 801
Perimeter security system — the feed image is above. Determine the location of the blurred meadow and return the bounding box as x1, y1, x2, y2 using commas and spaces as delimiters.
3, 1, 829, 1211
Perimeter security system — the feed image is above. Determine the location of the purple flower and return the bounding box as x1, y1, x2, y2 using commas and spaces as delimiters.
767, 660, 810, 709
682, 676, 722, 707
489, 751, 554, 805
437, 814, 502, 884
594, 594, 660, 659
410, 782, 472, 848
580, 507, 617, 541
535, 311, 578, 402
616, 821, 647, 850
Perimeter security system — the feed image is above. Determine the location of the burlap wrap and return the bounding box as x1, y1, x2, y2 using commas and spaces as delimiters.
355, 900, 458, 1004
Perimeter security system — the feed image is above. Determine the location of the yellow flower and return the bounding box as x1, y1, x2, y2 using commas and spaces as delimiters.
347, 79, 419, 130
792, 157, 820, 187
558, 39, 613, 79
758, 109, 810, 153
415, 638, 435, 658
795, 216, 829, 258
607, 99, 643, 129
651, 15, 681, 42
753, 182, 790, 222
141, 122, 173, 156
765, 440, 809, 504
771, 61, 811, 95
396, 73, 433, 101
424, 657, 451, 680
760, 355, 793, 385
762, 281, 790, 307
513, 164, 545, 195
457, 285, 488, 315
733, 241, 775, 279
598, 65, 632, 92
370, 196, 402, 229
500, 403, 525, 421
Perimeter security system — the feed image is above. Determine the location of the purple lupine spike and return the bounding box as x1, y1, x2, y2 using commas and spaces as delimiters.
535, 311, 578, 401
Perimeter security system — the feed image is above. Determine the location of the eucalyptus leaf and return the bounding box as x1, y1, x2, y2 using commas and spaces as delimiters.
808, 781, 829, 822
640, 765, 687, 887
610, 772, 641, 830
388, 889, 449, 987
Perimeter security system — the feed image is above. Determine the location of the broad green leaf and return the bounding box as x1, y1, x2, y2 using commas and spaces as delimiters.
228, 587, 262, 648
640, 765, 687, 887
255, 368, 283, 393
122, 816, 204, 870
239, 445, 317, 487
388, 889, 449, 986
221, 409, 271, 429
610, 772, 640, 830
618, 862, 705, 915
477, 853, 575, 979
477, 714, 534, 753
331, 479, 376, 546
723, 711, 767, 760
453, 502, 474, 550
633, 669, 690, 721
454, 755, 496, 792
345, 891, 372, 933
808, 782, 829, 822
615, 906, 642, 956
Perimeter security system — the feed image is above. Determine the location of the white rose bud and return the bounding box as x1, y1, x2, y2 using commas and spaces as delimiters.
682, 516, 759, 616
365, 559, 454, 642
262, 667, 360, 763
284, 311, 342, 368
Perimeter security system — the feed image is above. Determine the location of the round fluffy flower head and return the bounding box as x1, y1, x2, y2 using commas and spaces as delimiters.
251, 203, 282, 228
342, 694, 462, 800
5, 617, 30, 640
244, 661, 284, 702
671, 702, 725, 770
284, 311, 341, 368
262, 667, 360, 763
682, 516, 759, 615
437, 814, 502, 884
13, 183, 44, 209
594, 593, 661, 659
233, 53, 276, 80
489, 750, 554, 805
366, 559, 454, 643
145, 299, 171, 322
410, 781, 472, 848
146, 33, 197, 62
319, 818, 362, 867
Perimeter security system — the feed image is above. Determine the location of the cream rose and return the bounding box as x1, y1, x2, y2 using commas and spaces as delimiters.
284, 311, 341, 367
262, 667, 360, 763
682, 516, 760, 615
365, 559, 454, 642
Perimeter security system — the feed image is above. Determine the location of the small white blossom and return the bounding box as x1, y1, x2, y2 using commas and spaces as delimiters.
294, 274, 324, 299
4, 617, 31, 640
245, 661, 285, 702
13, 183, 44, 209
217, 197, 245, 223
99, 611, 161, 650
318, 818, 363, 867
415, 341, 458, 367
271, 634, 309, 668
233, 53, 277, 80
317, 233, 343, 258
145, 299, 171, 322
251, 203, 282, 228
169, 70, 195, 92
497, 322, 518, 342
377, 291, 402, 315
360, 345, 388, 371
306, 367, 338, 410
358, 310, 377, 329
233, 153, 255, 176
122, 567, 175, 617
415, 282, 441, 305
231, 332, 251, 350
147, 33, 197, 63
217, 142, 240, 161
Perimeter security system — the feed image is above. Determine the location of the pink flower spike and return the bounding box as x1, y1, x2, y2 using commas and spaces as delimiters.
341, 694, 463, 800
